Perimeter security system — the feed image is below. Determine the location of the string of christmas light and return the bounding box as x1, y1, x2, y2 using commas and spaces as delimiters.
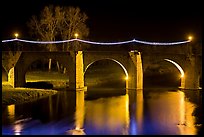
2, 38, 191, 45
2, 38, 76, 44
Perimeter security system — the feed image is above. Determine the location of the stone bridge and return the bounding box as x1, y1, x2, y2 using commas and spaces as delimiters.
3, 41, 202, 90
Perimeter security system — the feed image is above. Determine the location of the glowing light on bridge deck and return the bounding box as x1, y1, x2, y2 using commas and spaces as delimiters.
188, 36, 193, 41
74, 33, 79, 39
2, 38, 191, 45
14, 33, 19, 39
164, 59, 185, 78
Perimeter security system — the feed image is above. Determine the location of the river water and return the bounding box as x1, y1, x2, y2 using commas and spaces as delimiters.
2, 88, 202, 135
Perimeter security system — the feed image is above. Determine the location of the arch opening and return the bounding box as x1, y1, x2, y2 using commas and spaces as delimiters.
25, 58, 69, 89
164, 59, 185, 89
143, 59, 183, 88
84, 59, 128, 79
164, 59, 184, 78
84, 59, 128, 97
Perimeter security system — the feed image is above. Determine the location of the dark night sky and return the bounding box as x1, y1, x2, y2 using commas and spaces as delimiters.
1, 0, 202, 42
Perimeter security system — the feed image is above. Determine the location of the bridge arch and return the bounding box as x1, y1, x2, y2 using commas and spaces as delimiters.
25, 56, 70, 89
84, 58, 128, 89
84, 58, 128, 79
142, 53, 187, 88
164, 59, 185, 78
11, 52, 75, 88
164, 58, 185, 88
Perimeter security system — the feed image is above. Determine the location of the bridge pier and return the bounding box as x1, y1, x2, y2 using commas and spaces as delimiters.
180, 56, 200, 90
75, 51, 85, 90
8, 67, 15, 87
68, 51, 86, 91
8, 66, 26, 88
128, 51, 143, 90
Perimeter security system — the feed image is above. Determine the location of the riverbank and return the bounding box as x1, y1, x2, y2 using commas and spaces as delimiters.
2, 83, 58, 106
2, 71, 69, 106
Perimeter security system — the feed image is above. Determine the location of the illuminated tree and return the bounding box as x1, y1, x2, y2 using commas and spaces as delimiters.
59, 6, 89, 51
27, 5, 89, 72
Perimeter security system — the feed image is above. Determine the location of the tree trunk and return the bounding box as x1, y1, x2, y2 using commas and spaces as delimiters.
60, 64, 64, 73
56, 61, 60, 72
63, 67, 66, 74
49, 58, 52, 72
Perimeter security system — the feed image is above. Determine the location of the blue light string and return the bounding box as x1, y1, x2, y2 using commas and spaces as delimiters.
2, 38, 191, 45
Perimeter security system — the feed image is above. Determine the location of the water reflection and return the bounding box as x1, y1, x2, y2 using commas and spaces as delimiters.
65, 89, 86, 135
177, 90, 198, 135
75, 90, 85, 129
13, 124, 23, 135
145, 90, 182, 134
143, 89, 199, 135
7, 104, 15, 123
178, 91, 185, 125
128, 89, 144, 135
2, 88, 202, 135
84, 93, 130, 135
136, 89, 144, 134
